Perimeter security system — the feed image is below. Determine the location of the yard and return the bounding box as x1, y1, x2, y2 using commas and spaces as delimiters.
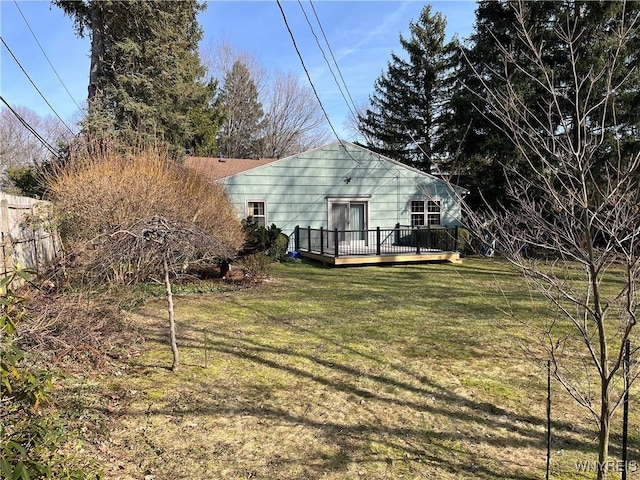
76, 258, 639, 479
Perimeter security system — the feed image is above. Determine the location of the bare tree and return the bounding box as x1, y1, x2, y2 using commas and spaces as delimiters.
456, 3, 640, 478
202, 37, 268, 98
0, 106, 71, 168
99, 216, 238, 370
342, 100, 371, 144
202, 40, 330, 159
260, 71, 330, 158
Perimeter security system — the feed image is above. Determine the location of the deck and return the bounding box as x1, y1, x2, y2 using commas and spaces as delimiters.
294, 225, 462, 266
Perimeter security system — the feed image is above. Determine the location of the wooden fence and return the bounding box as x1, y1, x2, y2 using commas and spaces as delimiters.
0, 192, 61, 277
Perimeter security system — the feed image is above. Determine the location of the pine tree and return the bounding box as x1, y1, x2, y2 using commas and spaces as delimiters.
357, 5, 450, 172
218, 61, 264, 159
441, 0, 640, 210
54, 0, 219, 157
438, 1, 543, 210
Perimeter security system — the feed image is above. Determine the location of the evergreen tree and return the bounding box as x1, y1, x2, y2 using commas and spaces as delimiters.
438, 1, 546, 210
187, 79, 225, 157
218, 61, 264, 158
357, 5, 450, 172
441, 0, 640, 210
54, 0, 220, 157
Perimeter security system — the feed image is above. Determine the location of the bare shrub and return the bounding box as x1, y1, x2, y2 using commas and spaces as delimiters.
15, 286, 145, 372
47, 143, 245, 284
237, 253, 273, 281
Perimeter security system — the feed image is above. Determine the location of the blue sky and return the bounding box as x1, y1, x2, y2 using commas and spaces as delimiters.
1, 1, 476, 138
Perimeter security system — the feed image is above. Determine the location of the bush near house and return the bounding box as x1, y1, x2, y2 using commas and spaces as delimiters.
241, 216, 289, 262
47, 145, 245, 284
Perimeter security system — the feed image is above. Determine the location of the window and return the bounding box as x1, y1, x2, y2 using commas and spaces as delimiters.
411, 199, 441, 227
427, 200, 441, 226
247, 201, 266, 227
410, 200, 425, 226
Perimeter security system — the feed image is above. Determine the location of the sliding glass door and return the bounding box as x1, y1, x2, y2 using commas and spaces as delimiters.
329, 200, 368, 246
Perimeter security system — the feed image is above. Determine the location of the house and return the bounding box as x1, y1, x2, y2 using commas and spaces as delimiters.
185, 141, 467, 265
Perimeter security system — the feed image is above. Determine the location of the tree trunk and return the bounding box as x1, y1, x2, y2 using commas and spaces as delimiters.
163, 254, 179, 371
88, 3, 103, 102
597, 386, 610, 480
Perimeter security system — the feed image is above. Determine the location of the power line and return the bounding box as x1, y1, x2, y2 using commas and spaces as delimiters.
276, 0, 364, 165
307, 0, 359, 116
0, 95, 62, 160
0, 35, 75, 136
12, 0, 83, 112
276, 0, 342, 142
278, 1, 451, 202
297, 0, 357, 122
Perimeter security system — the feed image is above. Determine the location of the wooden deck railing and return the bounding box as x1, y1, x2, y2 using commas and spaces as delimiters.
294, 224, 460, 258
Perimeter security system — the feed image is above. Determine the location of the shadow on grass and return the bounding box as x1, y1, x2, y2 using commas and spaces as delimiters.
125, 322, 601, 480
118, 400, 539, 480
121, 260, 633, 479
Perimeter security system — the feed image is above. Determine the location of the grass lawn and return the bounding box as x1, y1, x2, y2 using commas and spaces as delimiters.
82, 258, 639, 479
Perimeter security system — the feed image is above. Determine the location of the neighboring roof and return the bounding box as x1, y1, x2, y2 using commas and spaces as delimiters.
184, 156, 278, 181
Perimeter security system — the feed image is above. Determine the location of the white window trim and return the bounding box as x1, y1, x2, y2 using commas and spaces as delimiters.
410, 197, 442, 227
246, 199, 268, 226
327, 197, 370, 231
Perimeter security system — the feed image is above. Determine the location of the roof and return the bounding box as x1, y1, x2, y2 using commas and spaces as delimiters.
185, 142, 468, 195
184, 156, 279, 181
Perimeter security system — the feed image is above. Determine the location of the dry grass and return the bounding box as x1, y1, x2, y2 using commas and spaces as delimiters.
15, 287, 145, 372
72, 258, 639, 479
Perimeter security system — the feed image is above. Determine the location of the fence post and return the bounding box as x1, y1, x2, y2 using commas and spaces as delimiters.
426, 223, 431, 251
307, 226, 312, 252
33, 237, 39, 275
454, 226, 459, 252
320, 227, 324, 255
546, 359, 551, 480
30, 204, 39, 274
334, 229, 339, 258
376, 227, 381, 256
295, 225, 300, 251
395, 223, 400, 245
1, 200, 11, 275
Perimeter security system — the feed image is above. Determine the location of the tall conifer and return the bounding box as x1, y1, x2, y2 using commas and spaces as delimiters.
54, 0, 219, 157
441, 0, 640, 210
357, 5, 450, 172
218, 61, 265, 159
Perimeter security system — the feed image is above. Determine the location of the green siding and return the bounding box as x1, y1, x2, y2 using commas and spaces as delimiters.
222, 141, 464, 235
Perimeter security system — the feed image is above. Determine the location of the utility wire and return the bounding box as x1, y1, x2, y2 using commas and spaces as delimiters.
307, 0, 359, 116
306, 0, 374, 145
0, 95, 62, 159
13, 0, 82, 112
276, 0, 342, 142
297, 0, 357, 122
0, 36, 75, 135
279, 0, 450, 206
276, 0, 363, 164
